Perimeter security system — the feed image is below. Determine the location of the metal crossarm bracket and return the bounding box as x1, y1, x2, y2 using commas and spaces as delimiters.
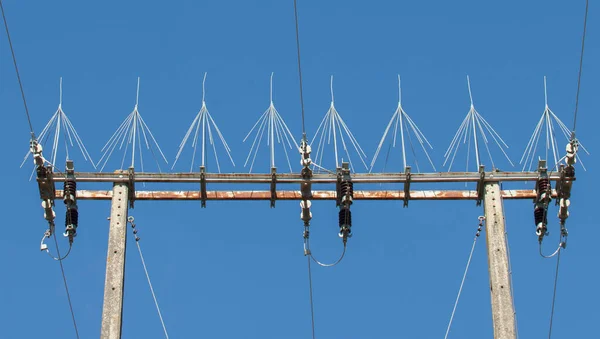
200, 166, 207, 208
403, 166, 412, 207
128, 167, 136, 208
270, 167, 277, 208
335, 167, 342, 207
555, 164, 565, 205
476, 165, 486, 206
300, 166, 313, 200
37, 165, 56, 202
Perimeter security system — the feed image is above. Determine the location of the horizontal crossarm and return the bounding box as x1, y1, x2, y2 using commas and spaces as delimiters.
55, 189, 555, 201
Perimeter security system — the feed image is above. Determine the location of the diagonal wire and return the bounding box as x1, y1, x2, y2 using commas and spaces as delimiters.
547, 247, 562, 338
572, 0, 589, 135
444, 223, 482, 339
306, 255, 316, 339
293, 0, 307, 140
135, 241, 169, 338
0, 0, 35, 137
52, 232, 80, 339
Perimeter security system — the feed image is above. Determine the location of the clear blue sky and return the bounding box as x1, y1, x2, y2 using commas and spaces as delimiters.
1, 1, 598, 338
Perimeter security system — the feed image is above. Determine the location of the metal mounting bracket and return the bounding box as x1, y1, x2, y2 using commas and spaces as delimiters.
37, 165, 56, 202
270, 167, 277, 208
403, 166, 412, 208
476, 165, 485, 206
200, 166, 207, 208
555, 164, 565, 205
335, 166, 343, 207
128, 166, 135, 208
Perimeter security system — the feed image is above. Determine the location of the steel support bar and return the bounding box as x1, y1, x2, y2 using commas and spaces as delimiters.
483, 182, 516, 339
50, 171, 564, 184
100, 183, 129, 339
56, 189, 556, 201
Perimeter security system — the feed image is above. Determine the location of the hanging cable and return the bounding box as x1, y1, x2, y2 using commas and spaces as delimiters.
293, 0, 307, 140
52, 232, 80, 339
128, 217, 170, 339
306, 254, 316, 339
303, 230, 347, 267
571, 0, 589, 136
0, 0, 35, 138
444, 216, 484, 339
547, 246, 562, 339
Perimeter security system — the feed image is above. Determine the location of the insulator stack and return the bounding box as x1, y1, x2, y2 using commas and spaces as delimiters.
340, 181, 354, 201
63, 179, 77, 203
534, 162, 552, 242
63, 161, 78, 242
299, 139, 313, 227
534, 206, 546, 227
337, 163, 353, 242
339, 209, 352, 227
65, 208, 79, 229
537, 178, 550, 193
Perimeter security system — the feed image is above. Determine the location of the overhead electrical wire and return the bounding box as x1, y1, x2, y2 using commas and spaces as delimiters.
306, 256, 316, 339
292, 2, 316, 338
53, 233, 80, 339
293, 0, 307, 140
548, 2, 588, 336
0, 0, 35, 137
2, 2, 79, 338
571, 0, 589, 136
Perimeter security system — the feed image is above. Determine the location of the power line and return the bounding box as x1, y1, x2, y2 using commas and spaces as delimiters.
293, 0, 307, 141
306, 256, 316, 339
53, 232, 80, 339
547, 248, 562, 338
572, 0, 589, 136
0, 0, 35, 137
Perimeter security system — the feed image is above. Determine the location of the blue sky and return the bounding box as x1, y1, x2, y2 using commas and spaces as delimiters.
1, 1, 598, 338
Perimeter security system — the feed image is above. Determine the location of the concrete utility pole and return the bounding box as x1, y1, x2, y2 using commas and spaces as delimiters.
100, 183, 129, 339
483, 182, 516, 339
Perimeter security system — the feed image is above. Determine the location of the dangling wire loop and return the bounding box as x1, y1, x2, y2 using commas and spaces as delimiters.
303, 226, 347, 267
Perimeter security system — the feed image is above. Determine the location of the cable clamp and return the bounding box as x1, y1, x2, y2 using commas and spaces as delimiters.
270, 167, 277, 208
475, 165, 485, 206
200, 166, 207, 208
128, 166, 136, 208
403, 166, 411, 208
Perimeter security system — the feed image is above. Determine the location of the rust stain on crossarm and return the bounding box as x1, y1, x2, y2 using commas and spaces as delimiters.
55, 189, 554, 201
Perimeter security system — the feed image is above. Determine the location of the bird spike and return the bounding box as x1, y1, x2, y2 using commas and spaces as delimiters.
443, 76, 513, 172
21, 77, 96, 179
310, 75, 368, 173
520, 77, 589, 171
242, 73, 298, 173
97, 77, 168, 173
172, 72, 236, 173
370, 75, 436, 173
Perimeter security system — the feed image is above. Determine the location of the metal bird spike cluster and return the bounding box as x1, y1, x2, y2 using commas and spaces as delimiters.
172, 72, 235, 173
22, 75, 589, 176
370, 75, 436, 173
443, 76, 514, 172
520, 76, 589, 172
243, 73, 297, 172
97, 77, 168, 172
20, 78, 96, 177
311, 75, 369, 173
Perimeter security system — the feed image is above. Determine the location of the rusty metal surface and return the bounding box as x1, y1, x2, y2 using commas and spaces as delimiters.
50, 171, 565, 184
56, 189, 554, 201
